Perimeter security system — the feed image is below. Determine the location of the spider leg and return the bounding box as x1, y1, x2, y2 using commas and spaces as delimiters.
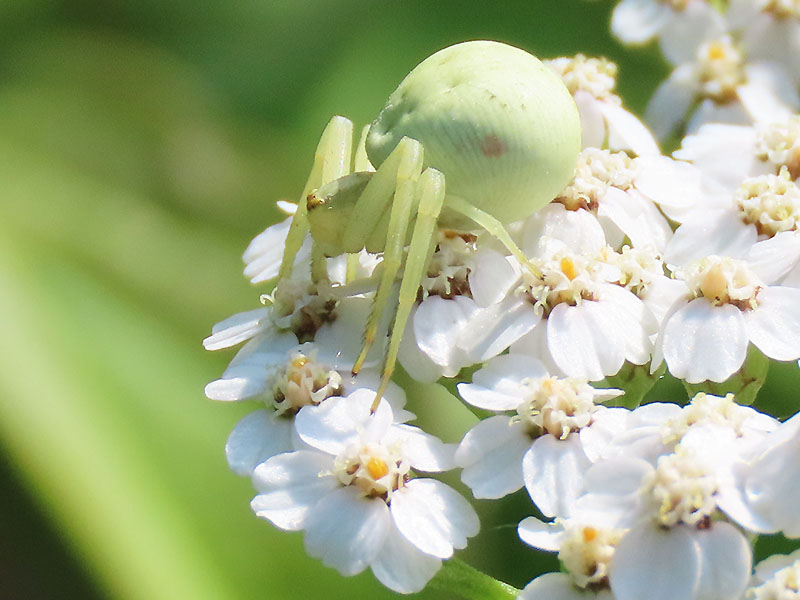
445, 196, 542, 279
345, 125, 375, 284
372, 167, 446, 411
277, 116, 354, 282
351, 137, 424, 375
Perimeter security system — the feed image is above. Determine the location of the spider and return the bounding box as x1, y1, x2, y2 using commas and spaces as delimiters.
274, 40, 581, 409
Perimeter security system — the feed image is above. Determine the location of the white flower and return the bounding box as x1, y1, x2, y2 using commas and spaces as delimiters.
653, 256, 800, 383
547, 55, 660, 156
454, 354, 625, 516
611, 0, 726, 65
205, 293, 411, 475
631, 154, 730, 223
495, 210, 659, 381
249, 392, 479, 594
735, 410, 800, 537
664, 169, 800, 281
646, 35, 800, 140
728, 0, 800, 85
572, 445, 753, 600
674, 115, 800, 193
554, 150, 673, 250
745, 549, 800, 599
518, 517, 623, 600
397, 230, 536, 381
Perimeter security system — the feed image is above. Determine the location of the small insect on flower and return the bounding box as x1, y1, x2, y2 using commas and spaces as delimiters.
276, 40, 582, 409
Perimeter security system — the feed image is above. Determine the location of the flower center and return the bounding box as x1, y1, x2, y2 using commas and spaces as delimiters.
603, 245, 664, 298
756, 116, 800, 180
755, 0, 800, 18
269, 351, 343, 415
696, 36, 745, 103
547, 54, 619, 102
558, 523, 624, 589
737, 168, 800, 236
662, 393, 753, 444
514, 376, 616, 439
333, 442, 410, 501
680, 256, 762, 309
748, 559, 800, 600
523, 253, 598, 314
421, 230, 476, 299
644, 448, 718, 527
265, 280, 339, 342
556, 149, 635, 211
663, 0, 702, 9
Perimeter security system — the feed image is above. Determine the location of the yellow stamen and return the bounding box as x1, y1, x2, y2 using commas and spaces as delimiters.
561, 257, 578, 281
367, 457, 389, 480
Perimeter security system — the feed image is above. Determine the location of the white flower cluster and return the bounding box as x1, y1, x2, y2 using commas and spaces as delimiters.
205, 6, 800, 597
612, 0, 800, 139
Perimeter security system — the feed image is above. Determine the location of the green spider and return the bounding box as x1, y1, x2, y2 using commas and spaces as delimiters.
275, 40, 581, 408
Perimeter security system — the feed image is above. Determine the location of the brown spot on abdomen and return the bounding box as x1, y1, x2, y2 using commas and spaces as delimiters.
481, 134, 506, 157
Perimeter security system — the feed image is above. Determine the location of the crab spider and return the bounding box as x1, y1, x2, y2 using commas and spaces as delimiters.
276, 40, 581, 409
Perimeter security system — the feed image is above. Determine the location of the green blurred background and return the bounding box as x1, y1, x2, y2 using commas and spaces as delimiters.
4, 1, 769, 598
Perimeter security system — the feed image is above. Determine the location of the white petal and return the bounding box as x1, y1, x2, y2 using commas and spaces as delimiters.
599, 285, 656, 364
226, 410, 294, 476
740, 63, 800, 125
599, 102, 660, 157
547, 301, 625, 381
313, 296, 384, 371
520, 572, 610, 600
611, 0, 670, 44
633, 155, 714, 223
304, 486, 391, 575
203, 308, 271, 350
575, 91, 607, 150
665, 210, 758, 268
693, 523, 752, 600
673, 123, 760, 192
578, 407, 631, 462
469, 248, 520, 307
660, 299, 748, 383
688, 99, 750, 134
517, 517, 565, 552
645, 66, 697, 140
610, 524, 699, 600
523, 435, 590, 518
242, 217, 291, 283
294, 391, 392, 455
250, 451, 338, 531
459, 353, 549, 410
522, 203, 607, 258
397, 305, 444, 383
384, 424, 456, 472
457, 294, 540, 363
414, 295, 478, 373
747, 231, 800, 284
746, 286, 800, 360
657, 2, 725, 65
455, 416, 529, 499
390, 479, 479, 559
597, 187, 671, 250
370, 525, 441, 594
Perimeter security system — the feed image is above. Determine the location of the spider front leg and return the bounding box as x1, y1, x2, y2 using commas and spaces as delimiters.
277, 115, 354, 283
372, 167, 446, 410
349, 137, 424, 375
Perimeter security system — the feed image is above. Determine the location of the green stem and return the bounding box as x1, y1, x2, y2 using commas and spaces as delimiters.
428, 558, 519, 600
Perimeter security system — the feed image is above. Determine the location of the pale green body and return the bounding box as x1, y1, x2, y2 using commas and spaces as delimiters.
367, 40, 580, 224
280, 40, 582, 406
